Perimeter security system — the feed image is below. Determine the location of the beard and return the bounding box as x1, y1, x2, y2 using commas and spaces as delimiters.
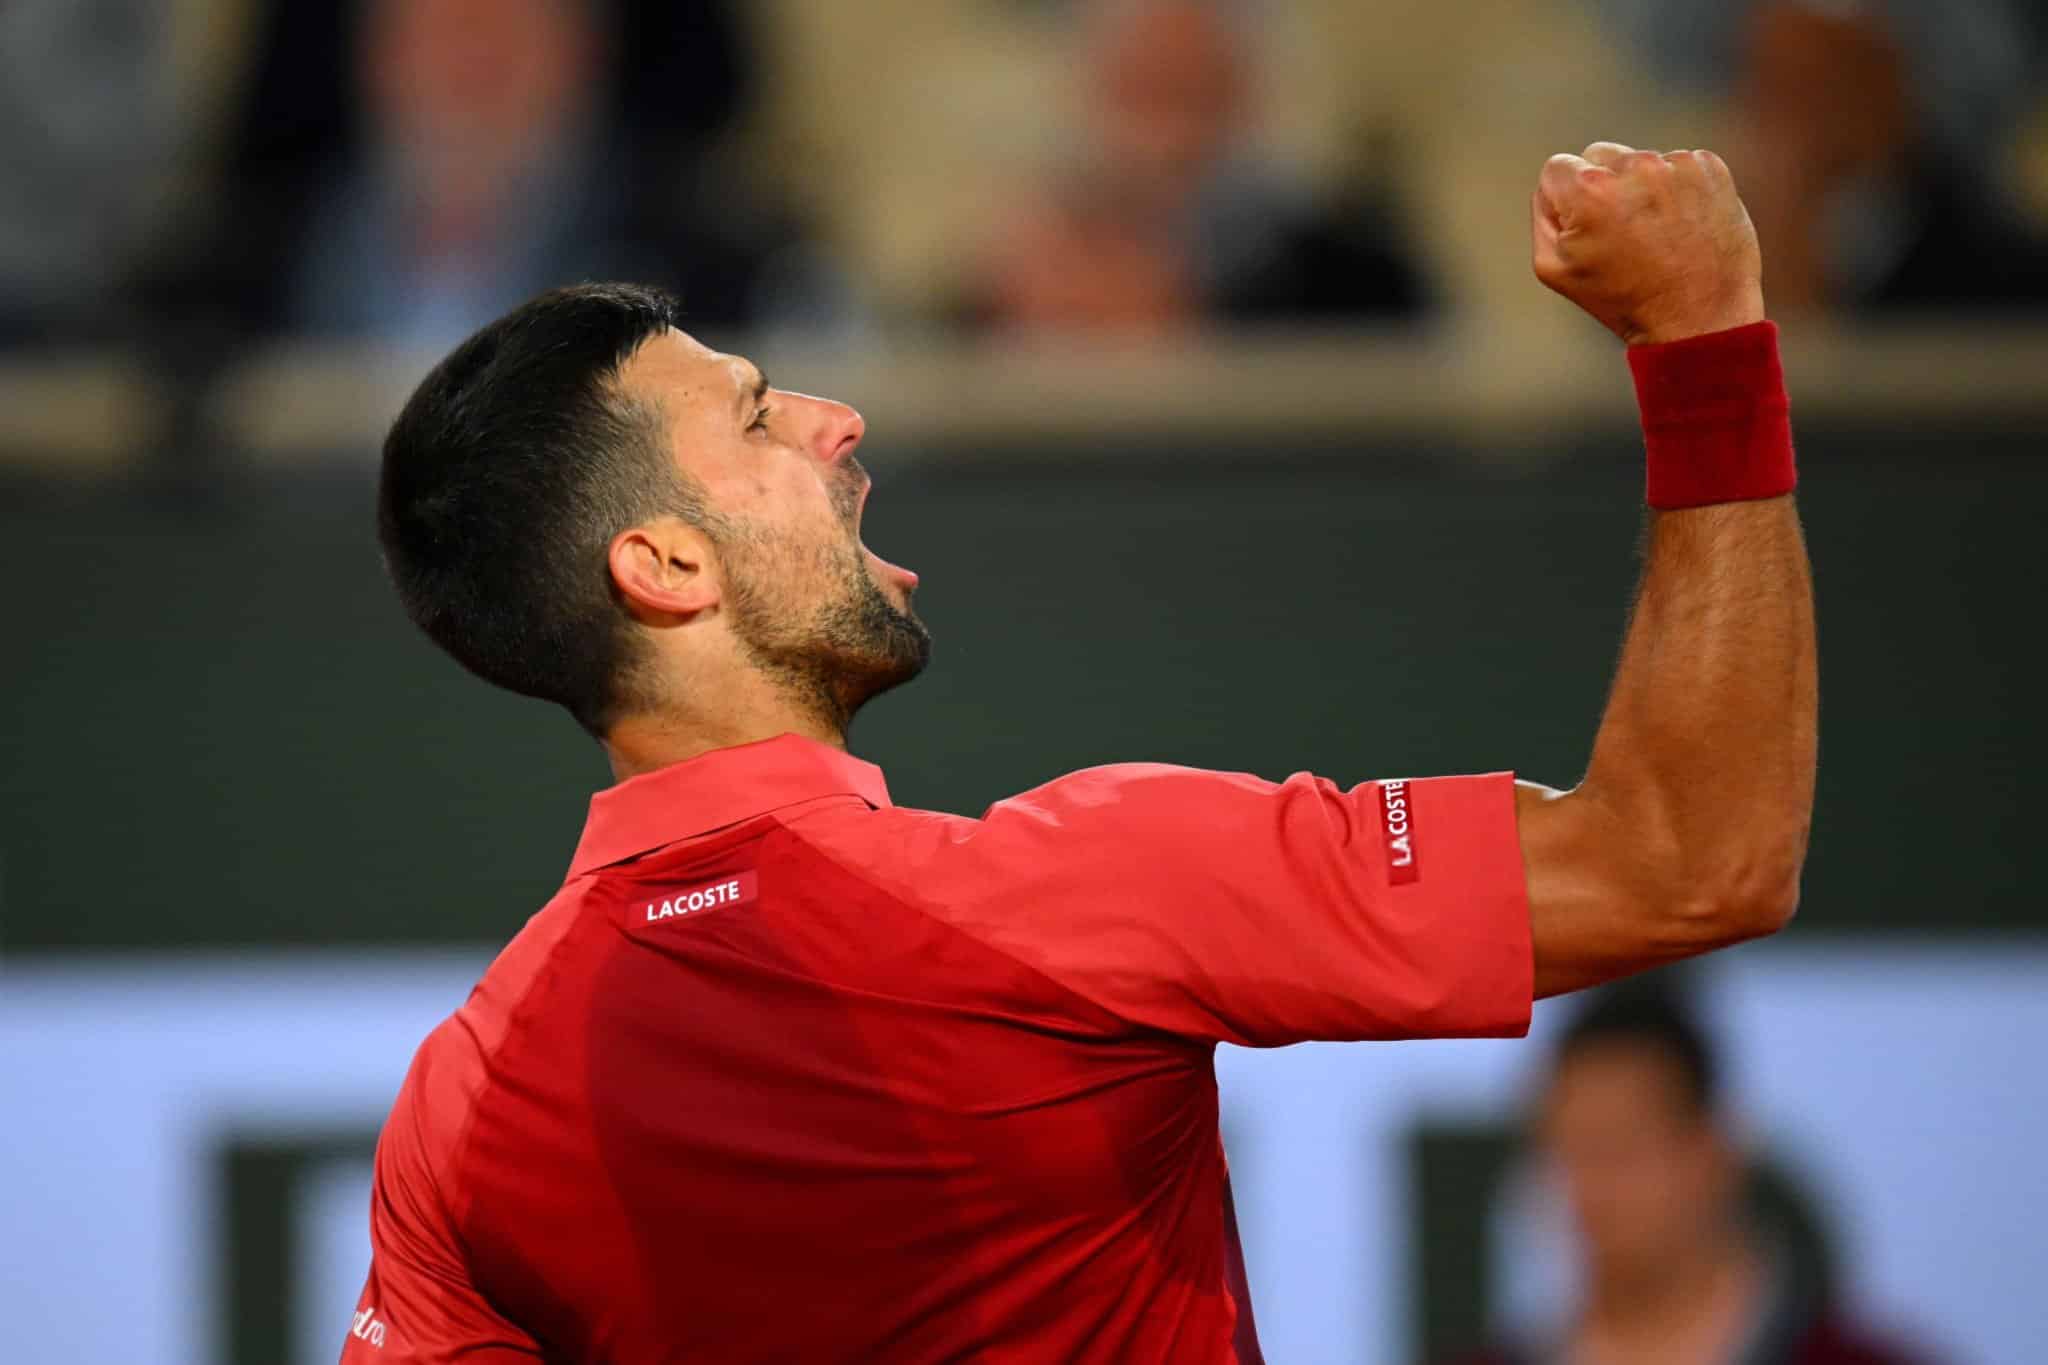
716, 493, 931, 734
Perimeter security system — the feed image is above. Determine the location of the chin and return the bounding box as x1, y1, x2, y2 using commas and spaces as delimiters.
837, 579, 932, 698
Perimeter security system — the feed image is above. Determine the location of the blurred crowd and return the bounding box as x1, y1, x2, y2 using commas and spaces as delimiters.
1446, 986, 1937, 1365
3, 0, 2047, 358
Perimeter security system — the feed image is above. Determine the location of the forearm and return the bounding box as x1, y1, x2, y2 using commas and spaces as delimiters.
1582, 495, 1817, 926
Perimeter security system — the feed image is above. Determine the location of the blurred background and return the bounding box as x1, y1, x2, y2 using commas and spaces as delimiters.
1, 0, 2043, 1361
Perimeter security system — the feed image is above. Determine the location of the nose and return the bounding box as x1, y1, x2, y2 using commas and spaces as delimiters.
799, 395, 864, 466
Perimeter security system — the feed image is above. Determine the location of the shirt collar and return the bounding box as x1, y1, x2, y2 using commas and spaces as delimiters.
567, 733, 891, 879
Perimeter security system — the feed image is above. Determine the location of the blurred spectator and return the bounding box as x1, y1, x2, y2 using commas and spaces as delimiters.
153, 0, 820, 350
287, 0, 629, 348
1450, 986, 1933, 1365
1594, 0, 2048, 316
972, 0, 1430, 334
0, 0, 182, 345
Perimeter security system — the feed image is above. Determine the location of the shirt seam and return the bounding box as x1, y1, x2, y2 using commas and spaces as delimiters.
428, 918, 587, 1339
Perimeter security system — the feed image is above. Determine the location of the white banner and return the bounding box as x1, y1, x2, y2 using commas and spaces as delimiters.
2, 940, 2040, 1364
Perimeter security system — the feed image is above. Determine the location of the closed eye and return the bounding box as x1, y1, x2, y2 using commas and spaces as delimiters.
747, 405, 772, 434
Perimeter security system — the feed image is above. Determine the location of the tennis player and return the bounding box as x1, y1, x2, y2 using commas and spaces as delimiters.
342, 142, 1816, 1363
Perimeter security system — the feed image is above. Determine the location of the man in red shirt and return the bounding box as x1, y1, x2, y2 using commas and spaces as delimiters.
346, 143, 1816, 1362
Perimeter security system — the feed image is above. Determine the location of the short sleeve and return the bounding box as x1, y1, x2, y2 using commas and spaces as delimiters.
877, 765, 1532, 1047
339, 1044, 543, 1364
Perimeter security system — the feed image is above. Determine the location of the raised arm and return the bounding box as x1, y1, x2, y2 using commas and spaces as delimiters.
1516, 143, 1818, 997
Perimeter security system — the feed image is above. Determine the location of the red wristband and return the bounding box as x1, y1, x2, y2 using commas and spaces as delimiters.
1628, 320, 1796, 510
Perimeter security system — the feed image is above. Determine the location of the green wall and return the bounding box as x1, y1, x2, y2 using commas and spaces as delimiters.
3, 428, 2039, 949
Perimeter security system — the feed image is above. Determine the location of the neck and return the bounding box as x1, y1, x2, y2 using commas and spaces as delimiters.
1579, 1233, 1759, 1356
601, 703, 845, 783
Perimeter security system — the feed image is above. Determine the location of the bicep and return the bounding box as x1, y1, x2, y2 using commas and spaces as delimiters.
1514, 779, 1729, 997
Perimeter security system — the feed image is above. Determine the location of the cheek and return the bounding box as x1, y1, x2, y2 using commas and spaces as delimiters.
757, 473, 845, 542
699, 451, 783, 516
723, 519, 853, 608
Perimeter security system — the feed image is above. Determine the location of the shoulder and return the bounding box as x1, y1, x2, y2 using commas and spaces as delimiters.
390, 1012, 491, 1146
915, 761, 1312, 844
379, 884, 596, 1202
368, 1010, 488, 1263
785, 757, 1435, 894
773, 763, 1404, 960
461, 880, 604, 1047
789, 763, 1296, 886
986, 762, 1284, 825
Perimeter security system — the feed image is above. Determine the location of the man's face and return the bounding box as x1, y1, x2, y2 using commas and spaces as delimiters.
1537, 1043, 1734, 1287
617, 329, 930, 724
365, 0, 593, 175
1089, 2, 1245, 205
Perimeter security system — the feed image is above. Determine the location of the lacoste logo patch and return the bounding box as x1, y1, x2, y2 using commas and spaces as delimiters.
1377, 780, 1420, 885
642, 871, 759, 923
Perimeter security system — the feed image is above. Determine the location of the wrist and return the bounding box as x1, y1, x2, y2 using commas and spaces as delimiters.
1628, 291, 1766, 347
1628, 320, 1797, 510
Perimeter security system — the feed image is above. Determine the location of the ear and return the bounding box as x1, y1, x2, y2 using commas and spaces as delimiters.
608, 519, 721, 620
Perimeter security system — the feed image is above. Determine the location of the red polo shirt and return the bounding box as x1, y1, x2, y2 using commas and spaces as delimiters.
342, 736, 1531, 1363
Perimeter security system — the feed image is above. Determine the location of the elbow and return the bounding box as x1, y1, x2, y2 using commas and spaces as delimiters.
1621, 785, 1811, 949
1619, 801, 1808, 952
1534, 781, 1808, 977
1690, 847, 1805, 946
1718, 868, 1801, 941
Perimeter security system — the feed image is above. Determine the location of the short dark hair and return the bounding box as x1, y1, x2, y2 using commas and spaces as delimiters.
1551, 981, 1721, 1120
379, 283, 699, 735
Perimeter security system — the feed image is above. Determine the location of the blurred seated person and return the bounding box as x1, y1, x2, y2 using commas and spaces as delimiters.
0, 0, 182, 346
247, 0, 803, 351
287, 0, 643, 350
1738, 2, 2048, 316
1451, 987, 1933, 1365
148, 0, 783, 349
1598, 0, 2048, 316
973, 0, 1429, 335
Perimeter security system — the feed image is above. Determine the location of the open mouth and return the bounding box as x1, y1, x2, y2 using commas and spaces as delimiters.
853, 476, 919, 591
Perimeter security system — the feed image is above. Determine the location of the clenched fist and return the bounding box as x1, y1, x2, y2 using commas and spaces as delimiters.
1532, 142, 1765, 346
